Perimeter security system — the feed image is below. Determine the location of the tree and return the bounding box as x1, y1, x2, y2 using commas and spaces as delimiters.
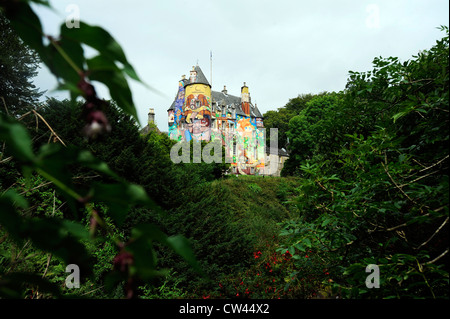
284, 93, 318, 114
263, 108, 293, 150
278, 27, 449, 298
0, 12, 43, 115
282, 93, 343, 176
263, 94, 320, 150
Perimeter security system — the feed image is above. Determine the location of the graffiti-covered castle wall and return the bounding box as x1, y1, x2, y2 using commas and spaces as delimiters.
184, 83, 211, 141
168, 78, 187, 141
167, 65, 265, 175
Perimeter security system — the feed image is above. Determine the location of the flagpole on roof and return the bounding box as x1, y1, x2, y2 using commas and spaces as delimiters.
210, 50, 213, 88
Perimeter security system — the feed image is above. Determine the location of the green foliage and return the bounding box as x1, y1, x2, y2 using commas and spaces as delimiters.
0, 10, 43, 114
282, 93, 344, 176
139, 270, 188, 299
263, 108, 294, 150
278, 27, 449, 298
0, 0, 201, 299
1, 111, 202, 297
144, 176, 298, 298
1, 0, 448, 301
247, 182, 262, 193
263, 93, 320, 150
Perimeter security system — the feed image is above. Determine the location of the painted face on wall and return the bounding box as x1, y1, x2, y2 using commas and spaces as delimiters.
237, 117, 255, 134
184, 94, 211, 124
185, 94, 208, 111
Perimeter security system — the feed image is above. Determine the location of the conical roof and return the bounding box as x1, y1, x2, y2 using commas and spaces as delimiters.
189, 65, 210, 86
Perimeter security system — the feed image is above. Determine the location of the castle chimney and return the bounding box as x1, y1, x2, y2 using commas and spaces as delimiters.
241, 82, 250, 116
148, 108, 155, 124
189, 66, 197, 83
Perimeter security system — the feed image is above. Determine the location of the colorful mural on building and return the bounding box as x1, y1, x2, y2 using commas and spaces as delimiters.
168, 78, 188, 141
167, 65, 266, 175
184, 83, 211, 141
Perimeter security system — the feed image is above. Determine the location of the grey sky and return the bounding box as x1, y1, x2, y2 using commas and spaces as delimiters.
31, 0, 449, 131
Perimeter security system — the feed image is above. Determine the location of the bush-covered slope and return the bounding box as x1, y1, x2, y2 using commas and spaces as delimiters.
124, 176, 300, 298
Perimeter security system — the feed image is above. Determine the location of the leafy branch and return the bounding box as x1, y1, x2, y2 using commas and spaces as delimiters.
0, 0, 203, 298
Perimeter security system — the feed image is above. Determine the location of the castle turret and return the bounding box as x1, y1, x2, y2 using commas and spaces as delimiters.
183, 65, 212, 141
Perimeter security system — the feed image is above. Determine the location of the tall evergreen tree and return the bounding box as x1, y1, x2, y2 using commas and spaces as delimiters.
0, 12, 43, 115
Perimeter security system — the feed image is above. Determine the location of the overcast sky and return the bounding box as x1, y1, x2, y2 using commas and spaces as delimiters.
31, 0, 449, 131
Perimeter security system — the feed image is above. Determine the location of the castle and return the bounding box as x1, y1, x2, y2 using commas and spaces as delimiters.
167, 65, 267, 175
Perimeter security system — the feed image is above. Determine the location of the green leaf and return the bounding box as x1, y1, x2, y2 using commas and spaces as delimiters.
0, 114, 35, 163
3, 2, 46, 59
87, 55, 120, 72
90, 183, 132, 226
321, 217, 332, 227
45, 34, 85, 85
294, 243, 306, 252
28, 0, 52, 7
126, 237, 158, 278
122, 63, 142, 82
35, 145, 84, 212
60, 21, 145, 84
22, 217, 92, 276
61, 22, 128, 67
36, 144, 120, 204
52, 82, 83, 97
88, 67, 137, 120
90, 183, 152, 226
76, 150, 119, 179
1, 189, 28, 209
303, 238, 312, 248
104, 272, 126, 293
392, 111, 406, 122
0, 191, 27, 244
60, 22, 143, 119
130, 224, 205, 278
61, 220, 91, 241
131, 224, 168, 242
